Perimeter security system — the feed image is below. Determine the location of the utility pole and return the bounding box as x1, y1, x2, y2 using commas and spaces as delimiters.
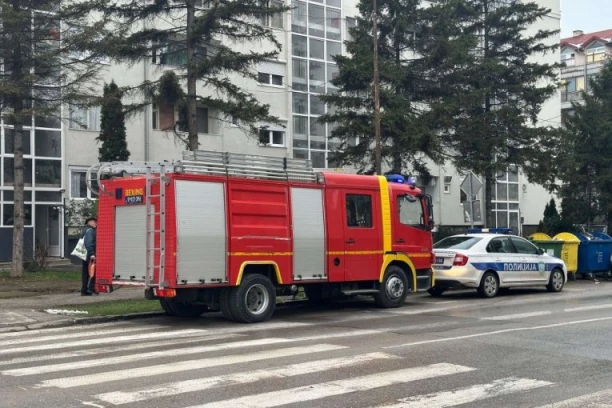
372, 0, 382, 175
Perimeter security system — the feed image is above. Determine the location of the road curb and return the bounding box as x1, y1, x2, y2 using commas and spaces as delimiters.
0, 299, 311, 333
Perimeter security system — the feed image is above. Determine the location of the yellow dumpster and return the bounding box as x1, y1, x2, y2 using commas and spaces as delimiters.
553, 232, 580, 275
529, 233, 552, 241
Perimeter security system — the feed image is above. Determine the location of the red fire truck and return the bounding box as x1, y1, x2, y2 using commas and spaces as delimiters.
88, 150, 435, 323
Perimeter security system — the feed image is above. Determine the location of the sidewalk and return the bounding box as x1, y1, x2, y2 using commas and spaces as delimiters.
0, 287, 162, 333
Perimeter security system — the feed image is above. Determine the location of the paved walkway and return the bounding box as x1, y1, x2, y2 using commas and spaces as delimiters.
0, 287, 149, 332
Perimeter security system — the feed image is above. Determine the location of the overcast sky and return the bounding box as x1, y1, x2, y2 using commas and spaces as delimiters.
560, 0, 610, 38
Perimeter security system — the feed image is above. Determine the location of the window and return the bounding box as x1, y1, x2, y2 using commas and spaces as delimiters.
178, 106, 209, 134
69, 104, 100, 131
3, 204, 32, 226
258, 72, 283, 86
291, 0, 307, 34
4, 158, 33, 187
443, 176, 452, 194
35, 160, 61, 187
510, 237, 539, 255
586, 42, 606, 63
152, 103, 175, 131
346, 17, 356, 42
346, 194, 372, 228
326, 8, 341, 40
486, 237, 514, 254
292, 58, 308, 91
292, 34, 307, 57
259, 128, 285, 147
4, 128, 32, 155
70, 169, 97, 199
397, 195, 423, 226
434, 236, 481, 250
35, 129, 61, 157
327, 41, 341, 61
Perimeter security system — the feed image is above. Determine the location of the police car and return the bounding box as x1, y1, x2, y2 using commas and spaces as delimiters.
429, 229, 567, 298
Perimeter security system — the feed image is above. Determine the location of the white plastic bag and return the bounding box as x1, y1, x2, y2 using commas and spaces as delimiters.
71, 237, 87, 261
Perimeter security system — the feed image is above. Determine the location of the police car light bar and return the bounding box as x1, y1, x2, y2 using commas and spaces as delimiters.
467, 228, 513, 234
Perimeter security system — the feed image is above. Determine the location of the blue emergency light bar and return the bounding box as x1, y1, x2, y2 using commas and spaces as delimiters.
385, 174, 417, 186
467, 228, 513, 234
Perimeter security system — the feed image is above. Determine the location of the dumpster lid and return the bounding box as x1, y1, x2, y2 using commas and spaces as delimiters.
529, 233, 552, 241
467, 228, 512, 234
553, 232, 580, 242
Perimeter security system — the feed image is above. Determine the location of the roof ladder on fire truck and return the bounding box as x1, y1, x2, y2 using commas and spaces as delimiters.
145, 164, 167, 289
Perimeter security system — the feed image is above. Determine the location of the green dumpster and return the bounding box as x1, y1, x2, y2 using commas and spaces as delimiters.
529, 233, 564, 259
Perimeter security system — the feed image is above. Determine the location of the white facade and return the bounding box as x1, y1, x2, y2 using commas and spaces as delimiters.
0, 0, 560, 260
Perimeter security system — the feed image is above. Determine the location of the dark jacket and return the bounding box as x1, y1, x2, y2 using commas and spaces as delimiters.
83, 227, 96, 259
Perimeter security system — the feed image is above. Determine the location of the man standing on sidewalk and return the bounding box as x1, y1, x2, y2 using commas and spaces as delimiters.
81, 217, 97, 296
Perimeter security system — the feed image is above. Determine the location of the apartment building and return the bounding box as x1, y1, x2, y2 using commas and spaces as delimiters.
0, 0, 561, 261
560, 28, 612, 124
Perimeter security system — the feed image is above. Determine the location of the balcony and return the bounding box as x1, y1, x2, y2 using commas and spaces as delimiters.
561, 91, 583, 103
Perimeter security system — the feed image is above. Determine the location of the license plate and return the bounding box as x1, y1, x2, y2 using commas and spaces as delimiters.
435, 257, 445, 264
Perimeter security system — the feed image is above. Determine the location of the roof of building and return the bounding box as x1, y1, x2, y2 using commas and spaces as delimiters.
561, 29, 612, 51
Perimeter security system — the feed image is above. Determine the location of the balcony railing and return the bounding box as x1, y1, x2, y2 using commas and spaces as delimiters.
561, 91, 583, 103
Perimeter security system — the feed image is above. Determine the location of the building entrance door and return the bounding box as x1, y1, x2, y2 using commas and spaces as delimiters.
35, 205, 61, 257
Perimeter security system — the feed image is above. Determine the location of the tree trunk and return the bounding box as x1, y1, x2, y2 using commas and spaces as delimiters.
10, 1, 25, 278
484, 170, 495, 228
186, 0, 198, 152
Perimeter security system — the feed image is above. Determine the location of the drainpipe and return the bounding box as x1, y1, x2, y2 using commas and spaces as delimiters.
143, 6, 150, 161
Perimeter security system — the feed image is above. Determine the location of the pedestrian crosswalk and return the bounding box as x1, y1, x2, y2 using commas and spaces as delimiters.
0, 318, 610, 408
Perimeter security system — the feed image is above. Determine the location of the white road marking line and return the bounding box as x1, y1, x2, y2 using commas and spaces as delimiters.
2, 331, 379, 376
0, 334, 244, 367
384, 316, 612, 349
0, 326, 167, 347
95, 352, 397, 405
480, 311, 552, 321
383, 307, 461, 316
0, 328, 381, 367
0, 321, 136, 340
532, 389, 612, 407
564, 303, 612, 312
185, 363, 476, 408
380, 377, 553, 408
0, 329, 208, 355
37, 344, 346, 389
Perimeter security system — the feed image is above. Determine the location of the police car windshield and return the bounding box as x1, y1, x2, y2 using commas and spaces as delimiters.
434, 236, 481, 250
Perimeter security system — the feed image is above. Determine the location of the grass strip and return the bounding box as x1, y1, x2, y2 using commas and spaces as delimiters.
54, 299, 163, 317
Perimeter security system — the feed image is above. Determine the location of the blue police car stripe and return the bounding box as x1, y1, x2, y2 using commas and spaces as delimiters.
470, 262, 564, 272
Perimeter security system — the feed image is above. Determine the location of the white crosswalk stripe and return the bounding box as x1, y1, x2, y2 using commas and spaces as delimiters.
183, 364, 476, 408
95, 352, 397, 405
377, 377, 553, 408
36, 344, 346, 388
532, 389, 612, 407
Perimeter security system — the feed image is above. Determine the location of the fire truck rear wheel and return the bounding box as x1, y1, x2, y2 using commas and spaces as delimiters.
229, 274, 276, 323
374, 266, 409, 308
159, 299, 207, 318
219, 288, 238, 321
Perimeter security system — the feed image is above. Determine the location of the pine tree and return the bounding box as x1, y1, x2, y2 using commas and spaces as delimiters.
94, 0, 290, 151
0, 0, 109, 277
556, 60, 612, 231
97, 81, 130, 162
429, 0, 560, 227
319, 0, 458, 175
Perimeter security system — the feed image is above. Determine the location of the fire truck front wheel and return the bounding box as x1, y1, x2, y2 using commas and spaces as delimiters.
374, 265, 409, 308
228, 274, 276, 323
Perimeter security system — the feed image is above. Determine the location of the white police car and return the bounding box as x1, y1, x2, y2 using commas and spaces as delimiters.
429, 229, 567, 298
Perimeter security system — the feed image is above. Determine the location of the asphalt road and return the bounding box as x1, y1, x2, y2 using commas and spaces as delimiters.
2, 280, 612, 408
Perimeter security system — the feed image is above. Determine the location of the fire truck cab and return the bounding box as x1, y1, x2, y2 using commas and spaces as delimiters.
89, 150, 435, 323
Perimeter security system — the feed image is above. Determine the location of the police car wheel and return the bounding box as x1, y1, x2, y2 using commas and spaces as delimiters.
478, 272, 499, 298
547, 269, 565, 293
229, 274, 277, 323
374, 266, 409, 308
